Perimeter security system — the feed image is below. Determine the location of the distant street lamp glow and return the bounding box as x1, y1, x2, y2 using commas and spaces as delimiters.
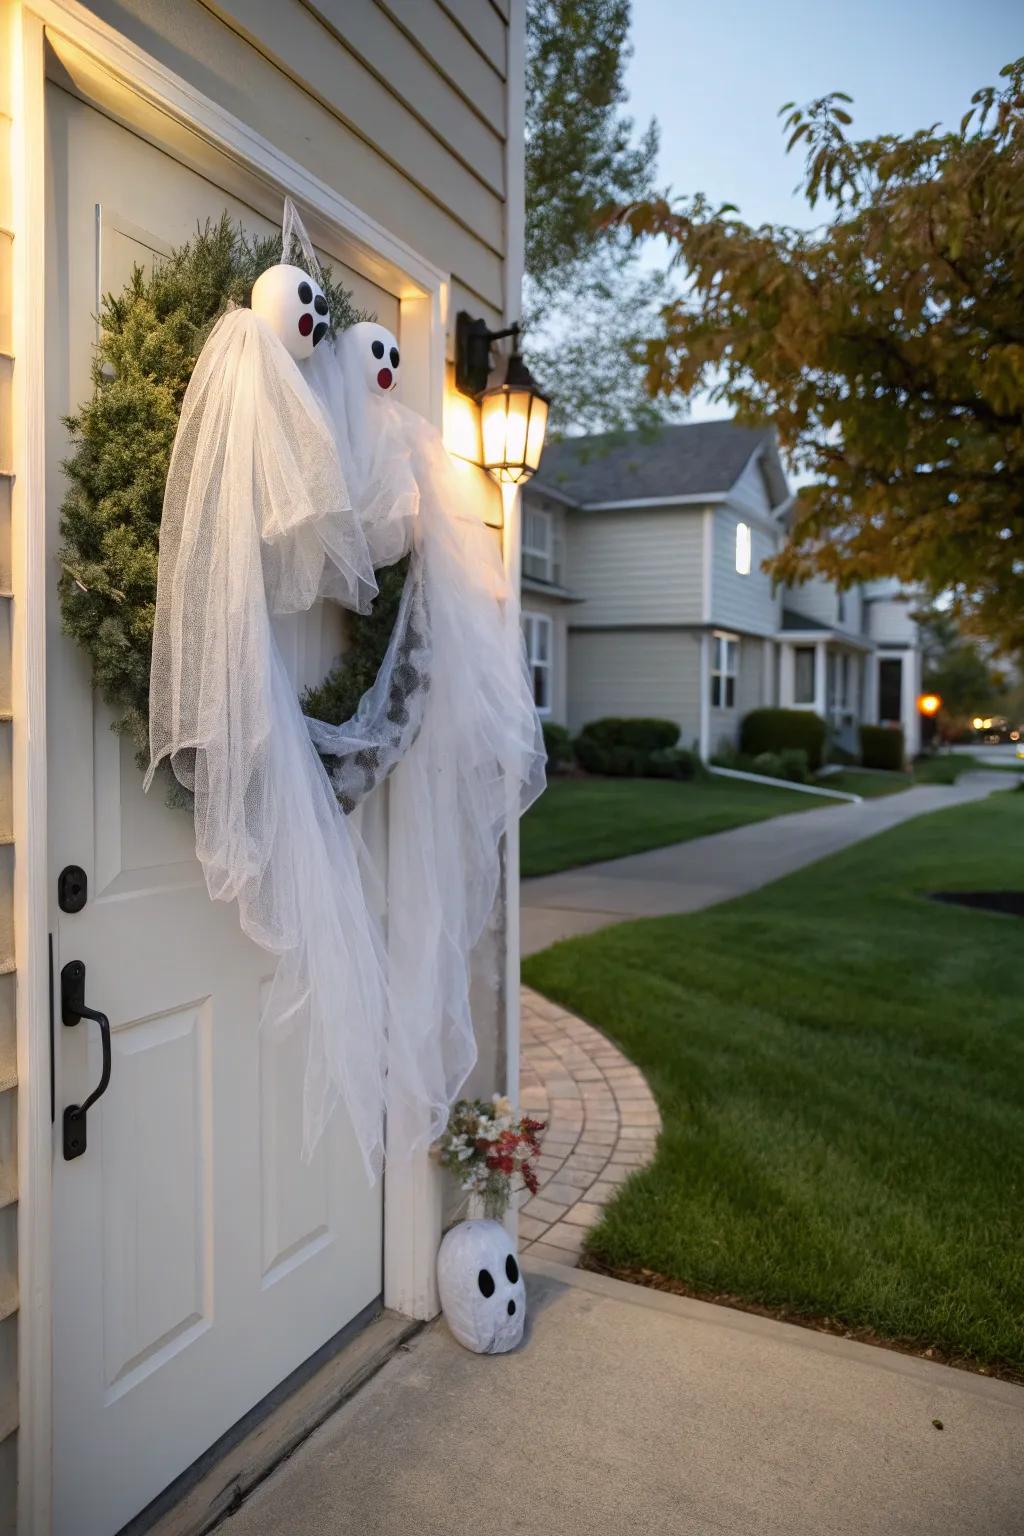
972, 716, 984, 730
917, 693, 942, 718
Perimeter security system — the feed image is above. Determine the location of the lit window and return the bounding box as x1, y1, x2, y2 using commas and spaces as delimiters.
522, 504, 554, 583
522, 612, 553, 715
711, 632, 739, 709
735, 521, 752, 576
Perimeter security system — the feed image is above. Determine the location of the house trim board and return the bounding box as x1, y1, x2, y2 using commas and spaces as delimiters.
13, 2, 463, 1524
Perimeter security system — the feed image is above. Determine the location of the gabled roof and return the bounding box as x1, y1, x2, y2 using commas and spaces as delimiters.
532, 420, 785, 508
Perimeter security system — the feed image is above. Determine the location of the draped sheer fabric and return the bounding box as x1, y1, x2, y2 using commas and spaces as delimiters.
147, 308, 389, 1177
307, 339, 547, 1156
148, 236, 546, 1179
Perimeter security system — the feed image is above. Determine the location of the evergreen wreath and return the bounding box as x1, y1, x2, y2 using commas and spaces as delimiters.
59, 215, 417, 800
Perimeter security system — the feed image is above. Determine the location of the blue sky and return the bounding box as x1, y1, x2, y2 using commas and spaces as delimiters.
625, 0, 1021, 228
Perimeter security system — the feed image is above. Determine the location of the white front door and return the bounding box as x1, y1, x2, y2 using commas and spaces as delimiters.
46, 85, 389, 1536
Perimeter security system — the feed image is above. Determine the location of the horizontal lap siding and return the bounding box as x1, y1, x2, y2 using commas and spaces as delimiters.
712, 507, 780, 636
567, 509, 705, 626
83, 0, 509, 315
567, 631, 701, 746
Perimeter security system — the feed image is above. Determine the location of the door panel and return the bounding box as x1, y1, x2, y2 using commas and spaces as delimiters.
46, 86, 384, 1536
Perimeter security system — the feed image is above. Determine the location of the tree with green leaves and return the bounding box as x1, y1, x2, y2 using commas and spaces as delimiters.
618, 59, 1024, 653
524, 0, 677, 435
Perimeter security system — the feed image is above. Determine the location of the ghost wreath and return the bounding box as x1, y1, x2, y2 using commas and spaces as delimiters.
58, 213, 426, 812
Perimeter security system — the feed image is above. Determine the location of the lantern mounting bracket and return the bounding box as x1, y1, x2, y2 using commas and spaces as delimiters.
455, 311, 521, 398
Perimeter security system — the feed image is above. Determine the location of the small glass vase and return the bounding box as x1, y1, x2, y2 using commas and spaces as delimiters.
466, 1179, 510, 1222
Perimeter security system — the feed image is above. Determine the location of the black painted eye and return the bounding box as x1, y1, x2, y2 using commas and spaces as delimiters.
297, 281, 312, 304
390, 347, 400, 369
371, 339, 385, 359
507, 1299, 516, 1316
505, 1254, 519, 1284
314, 294, 328, 315
477, 1268, 495, 1298
312, 321, 328, 347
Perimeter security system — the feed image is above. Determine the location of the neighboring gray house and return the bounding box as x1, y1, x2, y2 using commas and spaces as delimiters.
522, 422, 923, 760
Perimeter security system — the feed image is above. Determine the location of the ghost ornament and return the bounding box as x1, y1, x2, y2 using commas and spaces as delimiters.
340, 320, 401, 395
437, 1219, 525, 1355
251, 262, 330, 361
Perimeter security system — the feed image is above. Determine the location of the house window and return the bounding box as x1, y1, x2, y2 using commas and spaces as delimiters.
837, 588, 846, 625
522, 504, 554, 583
735, 521, 752, 575
794, 645, 816, 705
522, 612, 553, 715
878, 657, 902, 723
711, 632, 738, 709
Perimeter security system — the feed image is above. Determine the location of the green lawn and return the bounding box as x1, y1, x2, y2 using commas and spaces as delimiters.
820, 769, 910, 798
523, 793, 1024, 1378
521, 776, 826, 878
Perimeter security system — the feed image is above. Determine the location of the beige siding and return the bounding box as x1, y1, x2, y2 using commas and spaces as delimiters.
711, 506, 781, 636
567, 631, 702, 747
785, 574, 840, 628
82, 0, 511, 319
0, 7, 14, 1514
567, 508, 705, 626
866, 597, 918, 647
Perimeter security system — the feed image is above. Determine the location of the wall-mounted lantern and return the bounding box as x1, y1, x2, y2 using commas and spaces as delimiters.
455, 312, 550, 484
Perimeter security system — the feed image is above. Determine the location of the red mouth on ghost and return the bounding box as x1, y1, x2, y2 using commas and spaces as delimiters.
376, 367, 394, 390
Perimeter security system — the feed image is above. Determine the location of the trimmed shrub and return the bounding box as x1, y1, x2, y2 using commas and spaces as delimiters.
542, 721, 573, 772
578, 717, 680, 753
740, 708, 828, 771
647, 746, 704, 781
574, 717, 681, 777
860, 723, 905, 771
778, 747, 810, 783
752, 751, 785, 779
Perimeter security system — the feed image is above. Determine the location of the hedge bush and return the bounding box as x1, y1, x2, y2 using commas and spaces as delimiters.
860, 724, 905, 771
574, 717, 681, 777
541, 721, 574, 772
740, 708, 828, 771
647, 746, 704, 781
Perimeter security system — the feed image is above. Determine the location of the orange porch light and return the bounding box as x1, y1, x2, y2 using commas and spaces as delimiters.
917, 693, 942, 718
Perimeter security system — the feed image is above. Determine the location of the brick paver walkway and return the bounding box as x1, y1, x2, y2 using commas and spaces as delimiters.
517, 986, 660, 1265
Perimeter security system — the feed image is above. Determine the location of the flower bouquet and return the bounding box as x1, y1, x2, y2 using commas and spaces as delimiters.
437, 1095, 546, 1220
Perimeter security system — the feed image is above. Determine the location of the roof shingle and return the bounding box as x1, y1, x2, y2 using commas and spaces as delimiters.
532, 421, 774, 506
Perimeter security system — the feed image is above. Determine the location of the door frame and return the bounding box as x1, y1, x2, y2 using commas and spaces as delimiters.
13, 2, 452, 1527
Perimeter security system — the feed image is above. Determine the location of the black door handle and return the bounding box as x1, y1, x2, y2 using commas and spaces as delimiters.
61, 960, 112, 1160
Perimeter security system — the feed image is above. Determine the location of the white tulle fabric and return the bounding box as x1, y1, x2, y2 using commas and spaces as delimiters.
148, 290, 545, 1183
308, 338, 546, 1157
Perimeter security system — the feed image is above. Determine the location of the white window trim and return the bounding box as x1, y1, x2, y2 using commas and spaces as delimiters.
710, 630, 739, 711
522, 503, 554, 583
522, 611, 554, 716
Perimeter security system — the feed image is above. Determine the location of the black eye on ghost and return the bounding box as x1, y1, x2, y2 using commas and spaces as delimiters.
296, 281, 328, 347
477, 1268, 495, 1298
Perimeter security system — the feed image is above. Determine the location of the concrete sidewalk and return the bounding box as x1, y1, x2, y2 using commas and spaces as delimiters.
522, 771, 1013, 955
224, 1261, 1024, 1536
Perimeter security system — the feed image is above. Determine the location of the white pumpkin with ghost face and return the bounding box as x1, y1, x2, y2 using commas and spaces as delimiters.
339, 320, 401, 395
251, 262, 330, 361
437, 1219, 525, 1354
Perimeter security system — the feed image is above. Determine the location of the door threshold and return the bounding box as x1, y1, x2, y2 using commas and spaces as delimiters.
119, 1303, 422, 1536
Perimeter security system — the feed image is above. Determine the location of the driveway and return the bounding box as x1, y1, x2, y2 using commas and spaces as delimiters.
522, 770, 1014, 955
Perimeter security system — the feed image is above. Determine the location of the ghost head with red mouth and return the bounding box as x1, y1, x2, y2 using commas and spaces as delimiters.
251, 262, 330, 362
340, 321, 401, 397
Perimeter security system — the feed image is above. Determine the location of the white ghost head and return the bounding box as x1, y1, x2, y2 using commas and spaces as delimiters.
339, 321, 401, 396
251, 263, 329, 361
437, 1219, 525, 1355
